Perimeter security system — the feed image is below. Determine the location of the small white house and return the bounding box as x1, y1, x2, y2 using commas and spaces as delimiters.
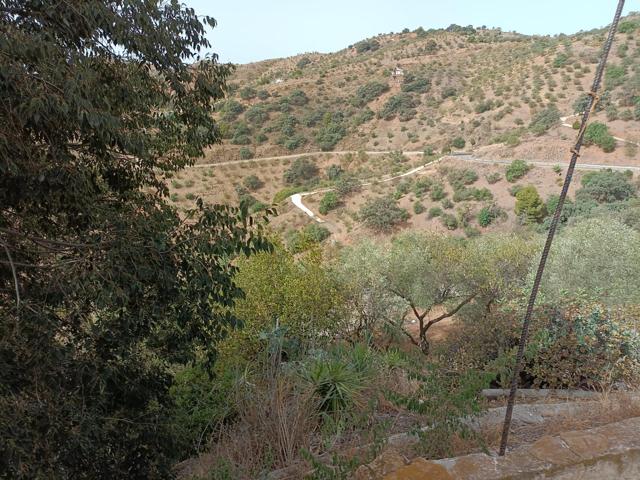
391, 66, 404, 82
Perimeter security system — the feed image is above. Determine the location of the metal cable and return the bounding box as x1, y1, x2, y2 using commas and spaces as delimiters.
498, 0, 626, 457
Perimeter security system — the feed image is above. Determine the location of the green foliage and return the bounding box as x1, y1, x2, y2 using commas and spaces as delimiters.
296, 57, 312, 69
430, 182, 447, 201
354, 38, 380, 54
283, 157, 319, 185
0, 2, 273, 477
319, 191, 341, 215
245, 104, 270, 125
529, 105, 560, 135
287, 224, 332, 253
542, 218, 640, 306
485, 172, 501, 184
451, 136, 466, 149
273, 185, 307, 204
446, 167, 479, 189
412, 178, 433, 198
289, 89, 309, 106
325, 164, 344, 181
239, 147, 253, 159
243, 174, 263, 191
526, 304, 640, 389
351, 81, 389, 107
440, 213, 458, 230
239, 86, 257, 100
605, 65, 626, 89
515, 186, 546, 223
413, 202, 426, 214
378, 93, 419, 121
221, 99, 245, 121
505, 159, 531, 182
583, 122, 616, 152
358, 197, 409, 232
401, 72, 431, 94
452, 187, 493, 203
477, 204, 506, 227
573, 94, 590, 114
474, 99, 498, 113
427, 206, 443, 219
316, 112, 346, 151
576, 169, 636, 203
387, 362, 490, 459
335, 174, 361, 197
552, 52, 570, 68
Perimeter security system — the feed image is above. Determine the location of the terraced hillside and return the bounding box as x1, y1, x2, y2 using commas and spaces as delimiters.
167, 15, 640, 244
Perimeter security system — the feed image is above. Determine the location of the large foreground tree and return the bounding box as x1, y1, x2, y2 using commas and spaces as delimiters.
0, 2, 270, 477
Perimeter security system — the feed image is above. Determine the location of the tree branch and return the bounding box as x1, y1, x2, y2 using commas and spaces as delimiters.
425, 293, 477, 331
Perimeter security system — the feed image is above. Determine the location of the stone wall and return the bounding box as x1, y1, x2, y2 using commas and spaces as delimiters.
358, 416, 640, 479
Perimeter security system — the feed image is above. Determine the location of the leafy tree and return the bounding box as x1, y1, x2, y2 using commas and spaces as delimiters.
505, 159, 531, 182
363, 233, 534, 354
319, 191, 341, 215
401, 73, 430, 94
287, 224, 331, 253
283, 158, 319, 185
477, 204, 506, 227
576, 169, 636, 203
541, 218, 640, 305
0, 2, 271, 477
358, 197, 409, 232
583, 122, 616, 153
351, 81, 389, 107
354, 39, 380, 54
378, 93, 419, 121
529, 105, 560, 136
515, 186, 547, 223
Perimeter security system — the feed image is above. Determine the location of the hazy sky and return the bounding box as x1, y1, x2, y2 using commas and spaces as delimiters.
185, 1, 635, 64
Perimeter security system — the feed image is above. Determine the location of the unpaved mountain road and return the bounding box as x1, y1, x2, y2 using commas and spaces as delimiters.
187, 116, 639, 221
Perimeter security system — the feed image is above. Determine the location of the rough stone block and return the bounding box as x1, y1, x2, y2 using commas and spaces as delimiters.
383, 458, 454, 480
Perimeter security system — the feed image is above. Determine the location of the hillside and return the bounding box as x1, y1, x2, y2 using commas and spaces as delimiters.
165, 15, 640, 244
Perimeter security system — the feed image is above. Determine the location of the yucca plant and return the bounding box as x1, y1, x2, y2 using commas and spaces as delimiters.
302, 356, 366, 414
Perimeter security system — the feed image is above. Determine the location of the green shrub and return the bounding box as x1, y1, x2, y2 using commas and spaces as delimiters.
239, 86, 257, 100
283, 158, 319, 185
515, 185, 546, 223
358, 196, 409, 232
451, 137, 466, 149
485, 172, 501, 184
505, 159, 531, 182
430, 182, 446, 201
243, 174, 263, 191
335, 174, 361, 196
288, 89, 309, 106
401, 72, 430, 94
296, 57, 312, 69
325, 164, 344, 181
441, 198, 454, 209
576, 169, 636, 203
354, 38, 380, 54
605, 65, 626, 89
378, 93, 419, 121
529, 105, 560, 135
315, 113, 346, 151
583, 122, 616, 152
412, 178, 433, 197
447, 168, 478, 189
452, 187, 493, 202
244, 104, 269, 125
413, 202, 425, 214
221, 99, 244, 121
427, 206, 443, 218
477, 204, 506, 227
273, 186, 306, 204
287, 224, 332, 252
351, 81, 389, 107
319, 191, 341, 215
239, 147, 253, 160
440, 213, 458, 230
